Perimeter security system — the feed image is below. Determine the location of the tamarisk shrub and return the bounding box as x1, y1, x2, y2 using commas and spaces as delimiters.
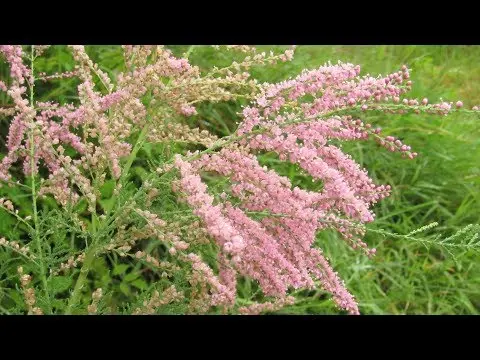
0, 45, 474, 315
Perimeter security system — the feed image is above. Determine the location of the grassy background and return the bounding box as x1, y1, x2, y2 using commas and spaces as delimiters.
1, 45, 479, 314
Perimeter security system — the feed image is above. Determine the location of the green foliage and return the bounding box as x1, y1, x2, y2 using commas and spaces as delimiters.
1, 45, 479, 314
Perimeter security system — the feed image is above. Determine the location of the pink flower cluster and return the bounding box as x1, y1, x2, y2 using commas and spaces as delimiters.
0, 46, 32, 84
172, 62, 451, 314
0, 46, 196, 206
175, 149, 361, 314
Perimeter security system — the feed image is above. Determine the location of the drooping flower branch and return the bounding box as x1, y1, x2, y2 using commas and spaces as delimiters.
171, 61, 474, 314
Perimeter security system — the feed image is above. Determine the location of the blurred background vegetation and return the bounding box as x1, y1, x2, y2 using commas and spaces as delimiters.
1, 45, 479, 314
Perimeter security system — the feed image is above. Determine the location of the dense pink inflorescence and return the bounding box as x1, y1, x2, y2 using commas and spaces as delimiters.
175, 148, 361, 314
172, 61, 462, 314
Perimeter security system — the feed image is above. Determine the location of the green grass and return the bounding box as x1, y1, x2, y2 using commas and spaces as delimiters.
1, 45, 479, 314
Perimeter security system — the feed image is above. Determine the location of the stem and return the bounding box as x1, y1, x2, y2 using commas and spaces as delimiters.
29, 46, 52, 314
184, 45, 196, 60
91, 212, 96, 236
106, 123, 150, 220
65, 246, 97, 314
120, 124, 150, 185
0, 204, 35, 233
